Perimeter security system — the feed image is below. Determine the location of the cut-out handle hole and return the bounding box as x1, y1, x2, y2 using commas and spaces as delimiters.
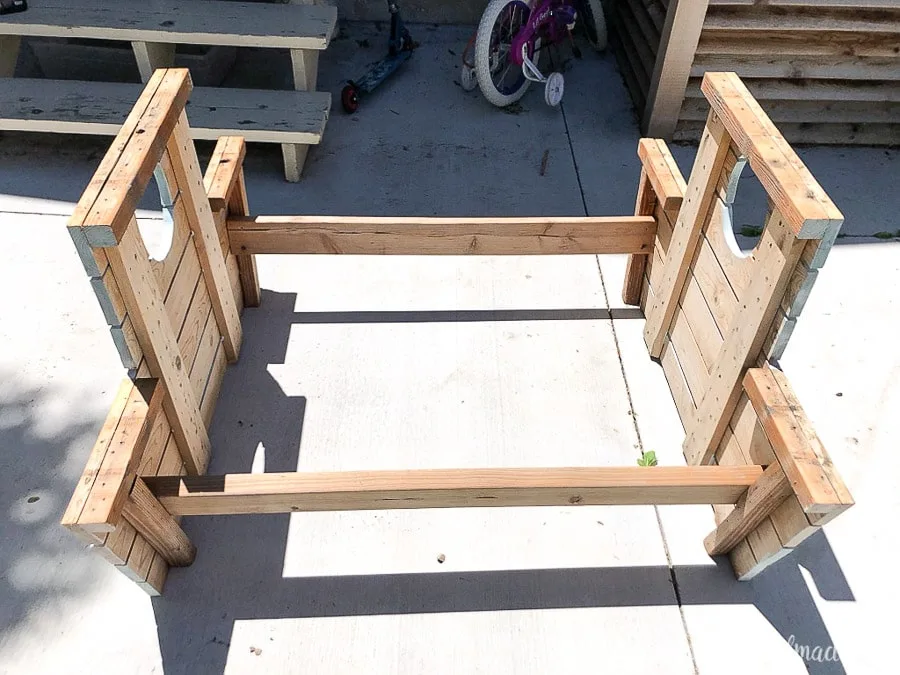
722, 156, 768, 259
140, 163, 177, 262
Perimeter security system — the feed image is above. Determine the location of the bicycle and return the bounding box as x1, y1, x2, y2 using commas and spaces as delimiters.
460, 0, 607, 108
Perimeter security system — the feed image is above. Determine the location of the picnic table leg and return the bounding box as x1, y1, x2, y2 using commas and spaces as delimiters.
281, 48, 320, 182
132, 42, 176, 83
0, 36, 21, 77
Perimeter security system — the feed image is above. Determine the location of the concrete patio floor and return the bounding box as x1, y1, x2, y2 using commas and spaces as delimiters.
1, 23, 898, 675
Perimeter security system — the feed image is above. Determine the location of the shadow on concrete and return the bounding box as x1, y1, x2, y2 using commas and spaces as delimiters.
288, 307, 645, 323
0, 372, 118, 655
151, 290, 854, 675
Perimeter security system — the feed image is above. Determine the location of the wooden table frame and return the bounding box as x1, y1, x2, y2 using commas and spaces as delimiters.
61, 68, 853, 596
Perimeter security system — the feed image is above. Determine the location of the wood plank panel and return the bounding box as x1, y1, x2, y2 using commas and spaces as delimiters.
643, 113, 732, 358
200, 343, 227, 427
227, 216, 658, 256
105, 219, 210, 475
189, 311, 221, 403
145, 466, 765, 516
0, 0, 336, 50
167, 112, 242, 362
623, 171, 657, 306
684, 213, 807, 465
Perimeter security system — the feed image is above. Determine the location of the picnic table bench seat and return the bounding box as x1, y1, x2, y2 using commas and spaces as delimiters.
0, 0, 337, 180
0, 77, 330, 160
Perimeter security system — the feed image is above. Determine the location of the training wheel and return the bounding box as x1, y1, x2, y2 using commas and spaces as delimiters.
544, 72, 564, 107
341, 85, 360, 114
460, 63, 477, 92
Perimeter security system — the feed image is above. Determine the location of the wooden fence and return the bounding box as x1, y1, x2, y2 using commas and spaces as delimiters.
608, 0, 900, 145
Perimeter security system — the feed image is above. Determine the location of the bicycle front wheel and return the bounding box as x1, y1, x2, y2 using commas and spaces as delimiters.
474, 0, 532, 108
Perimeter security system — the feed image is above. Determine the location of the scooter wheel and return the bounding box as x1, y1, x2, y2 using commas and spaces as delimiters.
341, 85, 360, 113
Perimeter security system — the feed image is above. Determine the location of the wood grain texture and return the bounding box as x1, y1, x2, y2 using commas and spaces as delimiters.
622, 171, 657, 306
106, 219, 210, 475
76, 69, 192, 246
705, 463, 792, 555
203, 138, 259, 308
701, 72, 844, 239
203, 136, 246, 211
743, 365, 854, 514
0, 78, 331, 145
226, 216, 658, 256
643, 0, 712, 138
145, 466, 765, 516
167, 112, 242, 362
637, 138, 688, 212
231, 173, 260, 308
122, 478, 196, 566
0, 0, 336, 50
683, 212, 806, 465
643, 112, 731, 358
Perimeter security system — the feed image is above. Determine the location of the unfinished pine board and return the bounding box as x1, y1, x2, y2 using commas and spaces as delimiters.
203, 136, 260, 308
74, 70, 192, 246
622, 171, 657, 306
162, 231, 203, 335
744, 366, 854, 514
167, 112, 242, 362
0, 0, 336, 50
145, 466, 764, 516
203, 136, 247, 212
681, 97, 900, 126
122, 478, 196, 566
684, 77, 900, 103
701, 72, 844, 239
199, 342, 227, 427
703, 6, 899, 33
696, 29, 900, 59
684, 213, 807, 465
230, 173, 260, 308
624, 139, 687, 305
106, 219, 210, 475
189, 310, 222, 403
138, 553, 169, 596
704, 463, 792, 555
76, 379, 165, 533
226, 216, 658, 256
643, 113, 732, 358
0, 78, 331, 146
678, 2, 900, 145
61, 379, 135, 535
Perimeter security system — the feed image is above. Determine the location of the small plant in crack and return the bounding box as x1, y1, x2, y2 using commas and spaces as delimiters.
637, 450, 658, 467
